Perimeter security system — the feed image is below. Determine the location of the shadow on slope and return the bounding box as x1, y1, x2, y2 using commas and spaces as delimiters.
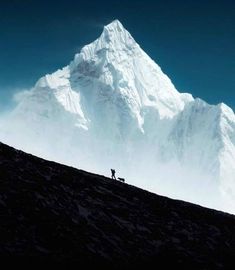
0, 142, 235, 269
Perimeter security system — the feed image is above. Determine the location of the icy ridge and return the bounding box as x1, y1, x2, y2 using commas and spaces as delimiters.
0, 20, 235, 213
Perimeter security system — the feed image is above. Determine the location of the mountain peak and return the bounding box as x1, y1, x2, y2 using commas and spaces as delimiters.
104, 19, 124, 32
2, 18, 235, 214
99, 19, 136, 48
72, 20, 136, 64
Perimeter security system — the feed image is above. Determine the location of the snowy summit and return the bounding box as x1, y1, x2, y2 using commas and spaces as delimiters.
1, 20, 235, 213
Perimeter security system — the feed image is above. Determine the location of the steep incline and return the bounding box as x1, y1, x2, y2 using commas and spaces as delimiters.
0, 20, 235, 213
1, 142, 235, 269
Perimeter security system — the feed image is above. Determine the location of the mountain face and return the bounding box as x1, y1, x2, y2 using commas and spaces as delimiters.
1, 20, 235, 213
1, 142, 235, 269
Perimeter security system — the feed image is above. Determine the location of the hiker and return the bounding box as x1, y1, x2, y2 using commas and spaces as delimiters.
111, 169, 116, 180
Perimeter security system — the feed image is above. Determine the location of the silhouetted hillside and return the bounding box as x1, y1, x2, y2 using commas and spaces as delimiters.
0, 142, 235, 269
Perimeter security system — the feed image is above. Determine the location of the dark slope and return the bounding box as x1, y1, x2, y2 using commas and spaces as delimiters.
0, 142, 235, 269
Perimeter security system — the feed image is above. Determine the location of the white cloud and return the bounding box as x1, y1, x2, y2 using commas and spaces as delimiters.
13, 88, 32, 103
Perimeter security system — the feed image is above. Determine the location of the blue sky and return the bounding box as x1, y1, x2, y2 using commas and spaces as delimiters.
0, 0, 235, 111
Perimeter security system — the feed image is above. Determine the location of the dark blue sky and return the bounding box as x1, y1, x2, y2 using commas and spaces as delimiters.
0, 0, 235, 111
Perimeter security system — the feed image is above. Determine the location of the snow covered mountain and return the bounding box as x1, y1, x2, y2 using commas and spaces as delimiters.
1, 20, 235, 213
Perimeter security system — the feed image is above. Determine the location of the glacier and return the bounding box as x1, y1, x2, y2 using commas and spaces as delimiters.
1, 20, 235, 213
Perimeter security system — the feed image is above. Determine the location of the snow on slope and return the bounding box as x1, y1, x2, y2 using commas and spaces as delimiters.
0, 20, 235, 213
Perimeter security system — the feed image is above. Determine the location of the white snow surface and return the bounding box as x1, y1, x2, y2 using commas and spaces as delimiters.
1, 20, 235, 213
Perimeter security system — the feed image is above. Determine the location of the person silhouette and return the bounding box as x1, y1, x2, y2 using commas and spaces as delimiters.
111, 169, 116, 180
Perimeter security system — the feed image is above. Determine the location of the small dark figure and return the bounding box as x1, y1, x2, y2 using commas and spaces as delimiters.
118, 177, 125, 183
111, 169, 116, 180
